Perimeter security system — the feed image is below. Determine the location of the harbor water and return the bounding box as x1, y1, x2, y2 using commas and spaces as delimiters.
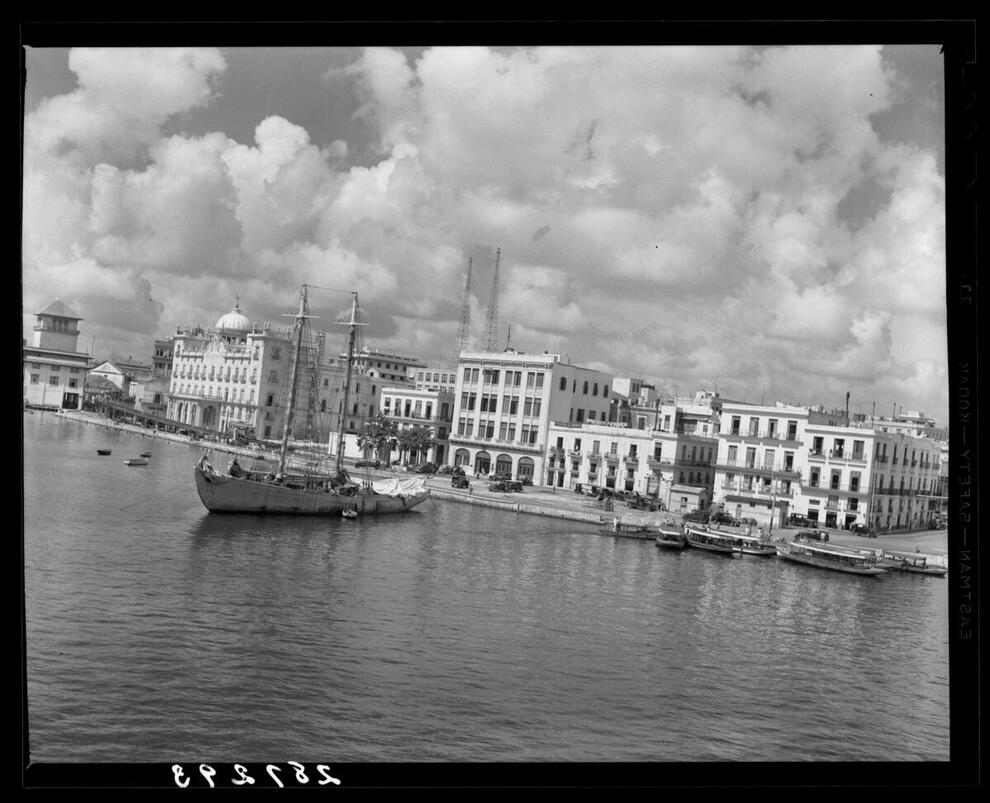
23, 412, 949, 764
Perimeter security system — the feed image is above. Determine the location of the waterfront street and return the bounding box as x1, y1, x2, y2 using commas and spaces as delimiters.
49, 408, 949, 560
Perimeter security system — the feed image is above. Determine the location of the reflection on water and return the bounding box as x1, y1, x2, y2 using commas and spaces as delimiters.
24, 414, 949, 763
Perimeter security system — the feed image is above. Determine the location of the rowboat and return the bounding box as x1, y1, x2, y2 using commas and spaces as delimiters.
684, 525, 738, 554
140, 451, 152, 458
776, 538, 887, 576
124, 458, 149, 466
341, 508, 358, 519
655, 525, 687, 549
97, 449, 112, 455
878, 550, 947, 577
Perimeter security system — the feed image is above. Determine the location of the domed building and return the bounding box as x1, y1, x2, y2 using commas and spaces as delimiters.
215, 301, 251, 340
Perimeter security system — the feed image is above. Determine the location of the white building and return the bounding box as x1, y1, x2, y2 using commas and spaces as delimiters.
712, 401, 810, 528
166, 302, 336, 441
23, 298, 90, 411
378, 385, 455, 464
448, 350, 614, 483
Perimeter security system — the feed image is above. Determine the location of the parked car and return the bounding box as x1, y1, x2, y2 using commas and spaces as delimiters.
740, 517, 758, 526
437, 465, 453, 475
488, 481, 509, 492
451, 476, 470, 489
710, 511, 740, 526
789, 513, 815, 528
355, 459, 383, 468
451, 465, 466, 477
683, 509, 710, 524
414, 462, 438, 474
799, 529, 830, 542
520, 476, 533, 486
506, 480, 524, 492
850, 523, 877, 538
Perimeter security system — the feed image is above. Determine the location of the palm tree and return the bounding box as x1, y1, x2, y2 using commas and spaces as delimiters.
357, 416, 397, 463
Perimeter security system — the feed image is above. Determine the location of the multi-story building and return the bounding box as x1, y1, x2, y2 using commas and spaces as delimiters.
167, 302, 336, 441
448, 349, 614, 483
23, 298, 91, 411
712, 401, 810, 528
350, 346, 425, 387
410, 364, 458, 394
799, 422, 877, 530
378, 385, 455, 464
545, 397, 718, 511
867, 431, 943, 533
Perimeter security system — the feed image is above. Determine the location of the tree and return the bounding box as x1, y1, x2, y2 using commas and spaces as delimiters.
357, 416, 397, 461
397, 424, 436, 465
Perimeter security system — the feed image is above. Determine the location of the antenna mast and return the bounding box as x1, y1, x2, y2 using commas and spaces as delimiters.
456, 256, 473, 356
483, 248, 501, 351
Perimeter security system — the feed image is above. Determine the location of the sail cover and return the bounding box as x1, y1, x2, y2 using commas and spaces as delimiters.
371, 477, 427, 497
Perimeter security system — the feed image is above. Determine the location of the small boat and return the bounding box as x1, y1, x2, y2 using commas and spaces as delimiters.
684, 524, 738, 554
878, 550, 948, 577
729, 531, 778, 556
124, 458, 149, 466
97, 449, 112, 456
140, 451, 152, 458
776, 538, 887, 576
341, 508, 358, 519
655, 525, 687, 549
600, 519, 659, 540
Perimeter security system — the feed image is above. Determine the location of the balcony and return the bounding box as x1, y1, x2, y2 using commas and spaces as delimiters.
720, 483, 795, 499
808, 449, 826, 460
569, 449, 582, 457
605, 454, 620, 465
647, 457, 665, 470
623, 453, 640, 464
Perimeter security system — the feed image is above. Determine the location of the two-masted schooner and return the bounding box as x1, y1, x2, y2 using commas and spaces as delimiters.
193, 286, 430, 515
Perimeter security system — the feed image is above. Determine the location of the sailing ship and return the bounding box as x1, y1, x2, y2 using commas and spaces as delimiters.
194, 286, 430, 515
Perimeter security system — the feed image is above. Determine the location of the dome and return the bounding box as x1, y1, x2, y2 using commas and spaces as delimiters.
216, 301, 250, 332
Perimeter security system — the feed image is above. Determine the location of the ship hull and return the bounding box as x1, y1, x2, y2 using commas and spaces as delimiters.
195, 466, 430, 515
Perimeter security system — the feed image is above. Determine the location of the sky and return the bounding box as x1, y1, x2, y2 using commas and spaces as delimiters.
21, 41, 949, 424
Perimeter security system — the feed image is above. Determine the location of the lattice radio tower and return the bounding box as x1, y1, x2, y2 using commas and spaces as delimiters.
455, 256, 473, 356
482, 248, 501, 351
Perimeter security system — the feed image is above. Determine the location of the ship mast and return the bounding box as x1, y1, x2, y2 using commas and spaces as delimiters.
276, 285, 310, 478
335, 291, 362, 473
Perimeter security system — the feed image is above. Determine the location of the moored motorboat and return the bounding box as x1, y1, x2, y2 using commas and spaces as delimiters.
140, 451, 152, 458
97, 449, 112, 455
878, 550, 948, 577
341, 508, 358, 519
776, 538, 887, 576
729, 530, 778, 556
124, 458, 149, 466
600, 518, 659, 540
655, 524, 687, 549
684, 524, 738, 554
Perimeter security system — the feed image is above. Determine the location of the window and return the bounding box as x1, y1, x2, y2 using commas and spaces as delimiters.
560, 377, 567, 390
49, 376, 59, 386
68, 378, 78, 388
30, 374, 39, 384
535, 373, 544, 389
583, 381, 589, 394
731, 416, 741, 435
810, 467, 820, 487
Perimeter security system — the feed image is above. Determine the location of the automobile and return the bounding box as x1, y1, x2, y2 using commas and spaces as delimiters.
789, 513, 815, 528
710, 511, 740, 527
505, 480, 524, 492
451, 465, 466, 477
850, 523, 877, 538
682, 509, 710, 523
520, 477, 533, 486
355, 459, 383, 468
799, 529, 830, 542
488, 481, 509, 492
451, 476, 470, 489
414, 462, 438, 474
740, 517, 758, 526
437, 465, 453, 475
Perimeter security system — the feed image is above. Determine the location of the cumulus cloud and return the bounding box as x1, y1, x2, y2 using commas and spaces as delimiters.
22, 44, 947, 421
